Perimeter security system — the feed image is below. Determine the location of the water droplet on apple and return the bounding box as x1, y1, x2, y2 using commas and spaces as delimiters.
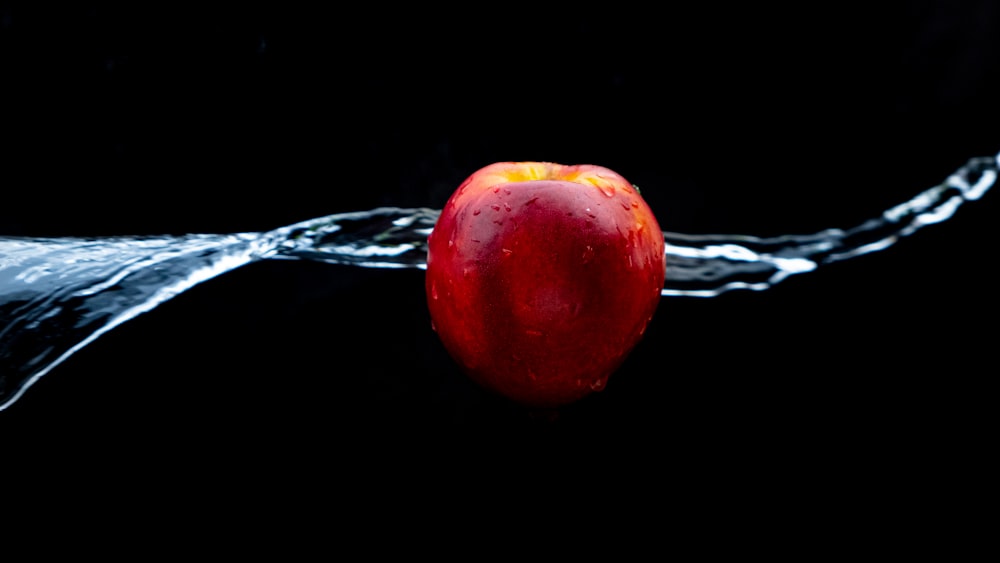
491, 204, 501, 211
430, 282, 439, 300
620, 201, 631, 211
473, 208, 481, 216
493, 186, 501, 194
589, 378, 606, 391
581, 245, 595, 264
503, 202, 511, 212
502, 248, 513, 257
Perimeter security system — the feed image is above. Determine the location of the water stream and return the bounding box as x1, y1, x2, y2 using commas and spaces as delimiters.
1, 153, 997, 411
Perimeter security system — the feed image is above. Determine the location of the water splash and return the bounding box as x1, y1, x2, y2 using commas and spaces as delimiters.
661, 153, 997, 296
0, 153, 996, 410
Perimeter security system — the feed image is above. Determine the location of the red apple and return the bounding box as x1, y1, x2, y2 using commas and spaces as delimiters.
426, 161, 665, 407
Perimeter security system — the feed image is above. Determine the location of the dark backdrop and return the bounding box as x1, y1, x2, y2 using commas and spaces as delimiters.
2, 3, 997, 511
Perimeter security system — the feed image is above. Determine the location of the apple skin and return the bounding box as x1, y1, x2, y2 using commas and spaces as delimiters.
426, 162, 665, 408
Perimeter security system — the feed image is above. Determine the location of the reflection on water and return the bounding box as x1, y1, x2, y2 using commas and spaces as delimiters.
1, 153, 997, 411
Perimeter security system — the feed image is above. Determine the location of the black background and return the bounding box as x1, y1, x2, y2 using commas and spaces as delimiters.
1, 3, 997, 513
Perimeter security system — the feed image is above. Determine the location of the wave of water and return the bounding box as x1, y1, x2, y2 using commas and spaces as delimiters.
1, 152, 997, 411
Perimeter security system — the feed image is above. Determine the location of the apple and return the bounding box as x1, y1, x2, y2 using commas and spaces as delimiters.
426, 161, 665, 408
